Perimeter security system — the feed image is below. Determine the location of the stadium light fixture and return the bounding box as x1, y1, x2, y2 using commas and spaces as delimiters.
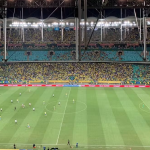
27, 0, 32, 2
137, 0, 144, 2
8, 0, 14, 2
118, 0, 126, 3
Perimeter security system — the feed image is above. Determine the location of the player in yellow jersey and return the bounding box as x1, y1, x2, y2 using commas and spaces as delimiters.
73, 99, 75, 103
45, 112, 47, 116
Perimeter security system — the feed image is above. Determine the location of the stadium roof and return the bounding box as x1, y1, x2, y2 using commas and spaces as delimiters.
1, 0, 150, 9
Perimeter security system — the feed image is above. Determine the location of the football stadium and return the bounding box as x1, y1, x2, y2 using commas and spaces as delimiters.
0, 0, 150, 150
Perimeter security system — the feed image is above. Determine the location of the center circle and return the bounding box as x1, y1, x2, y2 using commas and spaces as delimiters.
45, 100, 87, 114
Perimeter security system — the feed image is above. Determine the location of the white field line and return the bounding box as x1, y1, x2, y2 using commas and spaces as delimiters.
45, 100, 87, 115
0, 143, 150, 148
138, 95, 150, 110
56, 88, 71, 145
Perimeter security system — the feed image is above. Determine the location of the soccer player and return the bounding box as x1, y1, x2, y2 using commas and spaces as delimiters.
11, 100, 13, 103
0, 115, 1, 120
17, 99, 19, 103
14, 107, 16, 111
45, 112, 47, 116
14, 144, 16, 149
22, 104, 25, 108
20, 93, 21, 96
54, 106, 55, 110
66, 93, 67, 96
67, 139, 70, 145
43, 101, 45, 105
1, 108, 2, 112
58, 102, 60, 105
15, 119, 17, 124
53, 94, 54, 97
143, 104, 145, 108
29, 103, 31, 106
33, 108, 35, 111
27, 123, 30, 128
73, 99, 75, 103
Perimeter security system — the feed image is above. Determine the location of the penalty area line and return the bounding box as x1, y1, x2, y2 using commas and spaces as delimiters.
138, 95, 150, 111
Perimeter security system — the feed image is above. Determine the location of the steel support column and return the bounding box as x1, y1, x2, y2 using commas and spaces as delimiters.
143, 4, 147, 61
84, 0, 87, 49
121, 8, 123, 41
3, 4, 7, 61
140, 8, 142, 41
61, 28, 64, 42
75, 17, 79, 61
41, 8, 43, 42
78, 0, 81, 61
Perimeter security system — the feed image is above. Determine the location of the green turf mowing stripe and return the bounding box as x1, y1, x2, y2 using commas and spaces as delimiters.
0, 87, 42, 143
1, 87, 150, 150
95, 88, 124, 145
0, 87, 12, 98
114, 88, 148, 148
123, 88, 150, 146
117, 88, 150, 146
86, 88, 105, 145
42, 87, 71, 144
26, 87, 63, 144
0, 87, 27, 112
0, 87, 30, 128
138, 88, 150, 109
56, 87, 78, 145
72, 88, 88, 146
8, 87, 55, 144
126, 88, 150, 124
104, 88, 144, 148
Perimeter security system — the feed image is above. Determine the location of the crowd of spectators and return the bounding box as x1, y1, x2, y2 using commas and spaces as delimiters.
0, 27, 148, 46
0, 63, 149, 84
0, 27, 149, 62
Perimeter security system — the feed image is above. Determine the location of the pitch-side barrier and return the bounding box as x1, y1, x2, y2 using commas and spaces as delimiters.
0, 84, 150, 88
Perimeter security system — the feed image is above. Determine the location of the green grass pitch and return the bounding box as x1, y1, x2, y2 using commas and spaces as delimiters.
0, 87, 150, 150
